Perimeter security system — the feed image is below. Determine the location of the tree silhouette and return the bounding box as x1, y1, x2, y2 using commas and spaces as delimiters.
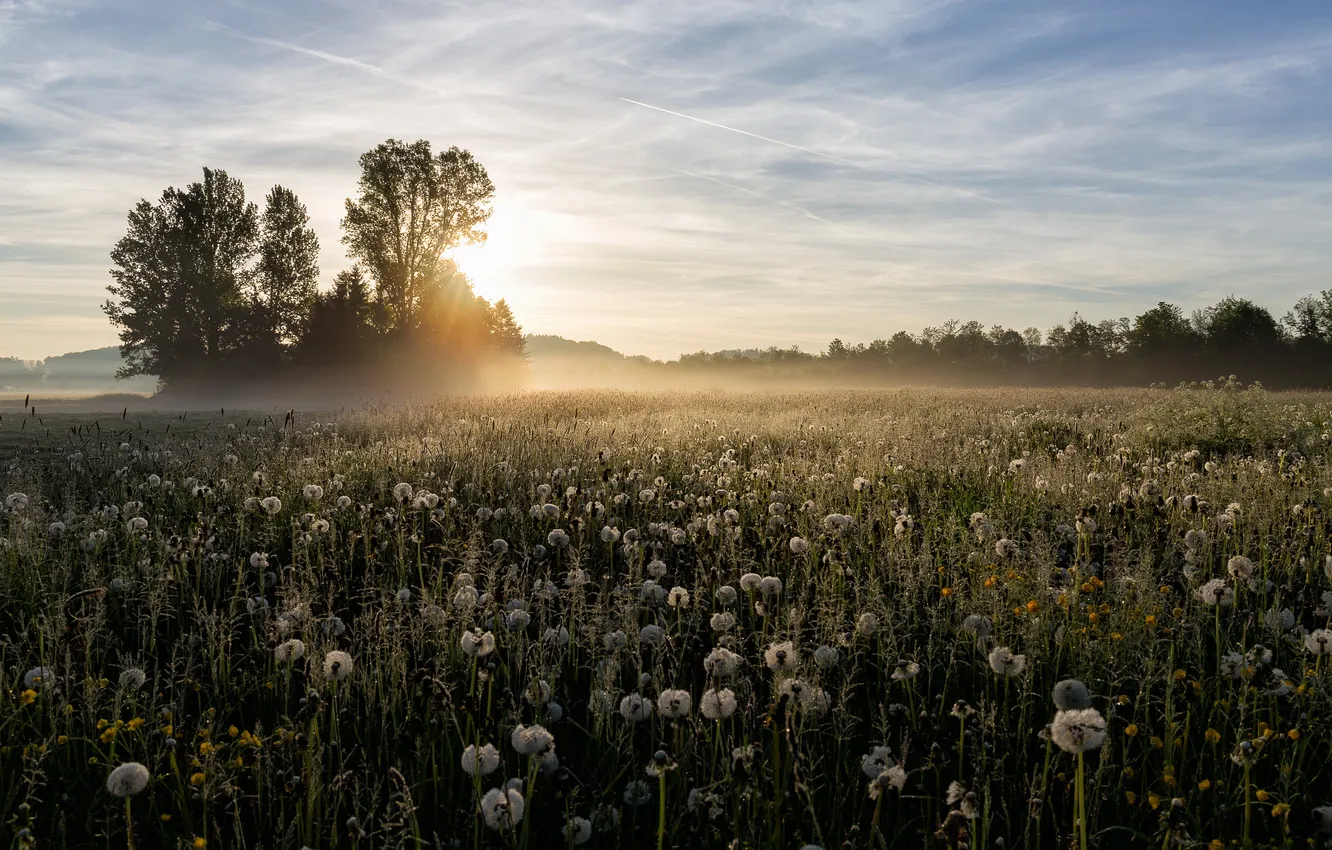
341, 139, 495, 333
253, 186, 320, 347
104, 168, 258, 385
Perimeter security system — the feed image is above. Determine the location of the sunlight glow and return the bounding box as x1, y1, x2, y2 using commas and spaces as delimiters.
449, 205, 527, 304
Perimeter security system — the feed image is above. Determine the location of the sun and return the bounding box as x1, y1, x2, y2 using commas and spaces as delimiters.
447, 205, 523, 303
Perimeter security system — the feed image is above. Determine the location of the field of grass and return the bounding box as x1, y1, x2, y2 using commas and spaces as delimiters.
3, 385, 1332, 849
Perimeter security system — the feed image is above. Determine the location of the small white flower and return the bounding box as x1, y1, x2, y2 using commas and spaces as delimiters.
260, 496, 282, 515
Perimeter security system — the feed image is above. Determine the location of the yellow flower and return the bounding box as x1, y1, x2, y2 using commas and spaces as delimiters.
1208, 841, 1224, 850
199, 742, 214, 756
227, 725, 238, 737
190, 772, 205, 786
1172, 669, 1186, 681
1117, 695, 1130, 705
161, 814, 172, 822
20, 689, 36, 706
940, 587, 952, 597
1145, 615, 1157, 627
193, 838, 207, 849
100, 728, 117, 743
1124, 724, 1139, 737
1287, 729, 1300, 741
984, 576, 996, 589
1026, 600, 1039, 613
1122, 767, 1135, 779
1271, 803, 1290, 817
127, 717, 145, 731
57, 735, 68, 745
1150, 736, 1164, 749
1147, 793, 1161, 810
1204, 729, 1221, 744
1255, 790, 1269, 802
1197, 779, 1211, 791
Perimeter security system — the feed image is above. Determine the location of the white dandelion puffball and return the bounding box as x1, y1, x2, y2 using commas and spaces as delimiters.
657, 688, 692, 719
1050, 708, 1108, 754
393, 482, 414, 502
619, 692, 653, 722
856, 612, 880, 637
24, 666, 55, 690
480, 787, 525, 831
118, 667, 147, 691
1227, 555, 1255, 579
763, 641, 799, 672
699, 687, 738, 720
260, 496, 282, 515
565, 816, 593, 845
715, 586, 738, 607
709, 612, 736, 632
789, 536, 810, 555
302, 484, 323, 500
667, 586, 691, 608
758, 576, 783, 598
814, 645, 840, 669
511, 724, 555, 756
1306, 628, 1332, 656
275, 639, 306, 663
1198, 578, 1234, 607
987, 646, 1027, 677
461, 743, 500, 776
461, 630, 496, 657
1052, 679, 1092, 710
322, 650, 354, 681
106, 762, 151, 797
739, 573, 762, 592
861, 745, 895, 778
704, 647, 743, 678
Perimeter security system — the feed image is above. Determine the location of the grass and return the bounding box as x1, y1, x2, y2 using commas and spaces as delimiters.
1, 385, 1330, 848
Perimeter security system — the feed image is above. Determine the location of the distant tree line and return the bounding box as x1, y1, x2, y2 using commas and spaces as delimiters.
677, 296, 1332, 388
103, 139, 526, 394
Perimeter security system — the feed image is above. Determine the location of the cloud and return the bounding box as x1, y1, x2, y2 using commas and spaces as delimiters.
1, 0, 1331, 359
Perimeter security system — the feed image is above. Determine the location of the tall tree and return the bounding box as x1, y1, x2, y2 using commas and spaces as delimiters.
253, 186, 320, 346
488, 299, 527, 358
341, 139, 494, 332
1126, 302, 1200, 356
1193, 296, 1283, 351
104, 168, 258, 384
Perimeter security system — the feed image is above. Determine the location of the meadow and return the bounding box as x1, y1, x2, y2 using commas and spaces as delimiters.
2, 384, 1331, 849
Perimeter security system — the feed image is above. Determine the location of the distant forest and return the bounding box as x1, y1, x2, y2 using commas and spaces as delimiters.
668, 295, 1332, 389
101, 138, 526, 395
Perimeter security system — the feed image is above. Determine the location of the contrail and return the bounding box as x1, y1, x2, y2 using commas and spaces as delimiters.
202, 21, 441, 96
620, 97, 1001, 204
677, 170, 837, 226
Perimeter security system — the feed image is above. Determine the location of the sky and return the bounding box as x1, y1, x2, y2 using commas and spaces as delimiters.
2, 0, 1331, 361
